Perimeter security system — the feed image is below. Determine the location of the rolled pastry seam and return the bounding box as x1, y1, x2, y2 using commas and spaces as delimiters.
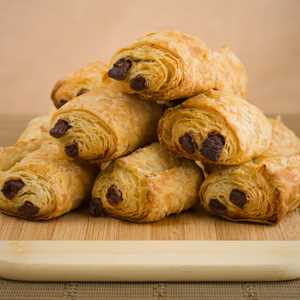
200, 154, 300, 224
91, 143, 205, 222
49, 87, 163, 162
51, 61, 105, 108
158, 90, 272, 165
0, 141, 95, 220
105, 30, 247, 102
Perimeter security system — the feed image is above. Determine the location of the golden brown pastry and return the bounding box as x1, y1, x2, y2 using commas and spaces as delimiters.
49, 87, 163, 162
200, 118, 300, 224
158, 90, 272, 165
105, 30, 247, 102
90, 143, 204, 222
0, 115, 51, 171
51, 61, 105, 108
0, 116, 95, 220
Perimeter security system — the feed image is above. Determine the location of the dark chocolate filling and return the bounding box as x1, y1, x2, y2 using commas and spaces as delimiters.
200, 132, 225, 161
229, 189, 247, 209
88, 198, 104, 217
179, 132, 197, 154
209, 198, 227, 216
18, 201, 39, 218
130, 75, 147, 91
1, 179, 25, 199
108, 58, 132, 80
49, 119, 72, 138
106, 185, 123, 206
65, 143, 79, 158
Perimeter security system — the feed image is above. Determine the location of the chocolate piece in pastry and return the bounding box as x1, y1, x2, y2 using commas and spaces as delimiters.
49, 87, 163, 162
200, 119, 300, 224
91, 143, 205, 222
158, 90, 272, 165
105, 30, 247, 102
0, 116, 95, 220
51, 61, 105, 108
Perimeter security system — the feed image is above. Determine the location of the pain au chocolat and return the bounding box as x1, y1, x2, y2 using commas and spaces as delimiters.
0, 115, 95, 220
105, 30, 247, 102
200, 118, 300, 224
91, 143, 204, 222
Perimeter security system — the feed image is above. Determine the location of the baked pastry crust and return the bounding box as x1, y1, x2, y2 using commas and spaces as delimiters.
50, 86, 163, 162
158, 90, 272, 165
91, 143, 204, 222
0, 116, 95, 220
200, 119, 300, 224
51, 61, 105, 108
105, 30, 247, 102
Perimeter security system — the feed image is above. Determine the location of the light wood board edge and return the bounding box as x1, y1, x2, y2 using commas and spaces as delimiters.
0, 241, 299, 282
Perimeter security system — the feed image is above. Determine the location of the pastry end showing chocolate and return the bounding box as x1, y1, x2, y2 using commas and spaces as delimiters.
1, 179, 25, 199
18, 201, 40, 219
89, 198, 104, 217
108, 58, 132, 80
229, 189, 247, 209
201, 132, 225, 161
179, 132, 197, 154
130, 75, 147, 91
106, 185, 123, 206
209, 198, 227, 216
65, 143, 79, 158
50, 119, 71, 138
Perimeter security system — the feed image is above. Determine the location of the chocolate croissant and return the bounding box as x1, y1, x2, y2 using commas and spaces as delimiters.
90, 143, 204, 222
49, 87, 163, 162
200, 119, 300, 224
51, 61, 105, 108
0, 116, 95, 220
158, 90, 272, 165
105, 30, 247, 102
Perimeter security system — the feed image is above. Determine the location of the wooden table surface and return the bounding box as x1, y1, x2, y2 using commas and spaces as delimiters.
0, 115, 299, 240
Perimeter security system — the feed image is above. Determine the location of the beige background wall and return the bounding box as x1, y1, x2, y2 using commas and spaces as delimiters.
0, 0, 299, 115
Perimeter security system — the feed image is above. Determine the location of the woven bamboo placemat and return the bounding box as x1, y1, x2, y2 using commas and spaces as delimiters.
1, 279, 300, 300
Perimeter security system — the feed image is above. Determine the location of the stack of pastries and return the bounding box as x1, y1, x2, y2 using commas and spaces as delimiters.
1, 30, 299, 225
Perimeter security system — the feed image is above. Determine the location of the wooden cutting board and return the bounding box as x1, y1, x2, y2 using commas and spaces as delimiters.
0, 114, 300, 241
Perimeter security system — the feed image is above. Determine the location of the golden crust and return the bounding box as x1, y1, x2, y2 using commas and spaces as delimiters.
199, 119, 300, 224
105, 30, 247, 102
51, 61, 106, 108
0, 116, 95, 220
92, 143, 204, 222
158, 90, 272, 165
50, 86, 163, 162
